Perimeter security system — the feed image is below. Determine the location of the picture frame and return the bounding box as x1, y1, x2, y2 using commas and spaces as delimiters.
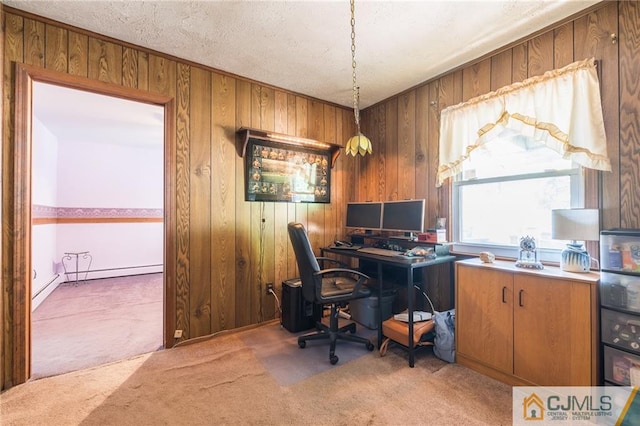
244, 138, 331, 203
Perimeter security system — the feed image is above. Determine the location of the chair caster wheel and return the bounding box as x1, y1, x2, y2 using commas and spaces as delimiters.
298, 340, 306, 348
330, 355, 339, 365
366, 342, 375, 351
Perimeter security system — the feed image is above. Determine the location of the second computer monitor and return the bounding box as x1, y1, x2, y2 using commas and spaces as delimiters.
381, 199, 425, 235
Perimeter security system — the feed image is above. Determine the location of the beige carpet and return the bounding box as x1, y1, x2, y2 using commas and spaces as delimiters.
1, 321, 512, 425
239, 320, 379, 386
31, 274, 163, 379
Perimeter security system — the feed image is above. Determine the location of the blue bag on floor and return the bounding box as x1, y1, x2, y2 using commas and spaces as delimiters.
433, 309, 455, 363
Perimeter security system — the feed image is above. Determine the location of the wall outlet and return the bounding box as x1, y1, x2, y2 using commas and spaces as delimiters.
266, 283, 274, 295
174, 329, 183, 339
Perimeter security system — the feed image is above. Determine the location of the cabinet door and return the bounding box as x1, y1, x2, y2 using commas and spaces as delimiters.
513, 275, 592, 386
457, 265, 513, 373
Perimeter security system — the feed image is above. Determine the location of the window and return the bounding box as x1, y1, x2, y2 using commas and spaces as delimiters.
438, 58, 611, 262
453, 133, 584, 261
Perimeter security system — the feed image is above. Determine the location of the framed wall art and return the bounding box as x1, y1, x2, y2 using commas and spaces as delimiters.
237, 128, 341, 203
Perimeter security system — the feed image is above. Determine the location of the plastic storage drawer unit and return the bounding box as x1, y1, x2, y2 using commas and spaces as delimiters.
600, 271, 640, 312
604, 345, 640, 386
600, 229, 640, 385
601, 308, 640, 353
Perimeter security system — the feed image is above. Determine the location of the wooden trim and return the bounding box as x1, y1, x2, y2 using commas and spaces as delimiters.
457, 353, 536, 387
173, 318, 280, 348
12, 62, 176, 385
16, 63, 170, 106
13, 61, 32, 385
163, 97, 177, 348
33, 217, 164, 225
0, 1, 5, 391
237, 126, 342, 166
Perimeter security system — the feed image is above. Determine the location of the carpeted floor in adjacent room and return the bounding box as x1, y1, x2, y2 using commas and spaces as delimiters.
31, 273, 163, 379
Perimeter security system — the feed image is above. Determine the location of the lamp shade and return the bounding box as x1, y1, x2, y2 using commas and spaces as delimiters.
551, 208, 600, 242
345, 133, 372, 156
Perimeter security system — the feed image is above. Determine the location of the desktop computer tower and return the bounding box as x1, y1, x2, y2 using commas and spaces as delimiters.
281, 278, 322, 333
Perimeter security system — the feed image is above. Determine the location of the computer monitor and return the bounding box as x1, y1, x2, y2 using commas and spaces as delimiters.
381, 199, 425, 236
345, 202, 383, 231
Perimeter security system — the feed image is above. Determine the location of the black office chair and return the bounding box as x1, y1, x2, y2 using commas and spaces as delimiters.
287, 222, 375, 365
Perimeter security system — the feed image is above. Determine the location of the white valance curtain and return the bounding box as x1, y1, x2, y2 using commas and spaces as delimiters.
437, 57, 611, 187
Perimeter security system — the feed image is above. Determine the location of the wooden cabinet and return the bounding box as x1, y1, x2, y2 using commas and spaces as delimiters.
456, 258, 598, 386
457, 266, 513, 374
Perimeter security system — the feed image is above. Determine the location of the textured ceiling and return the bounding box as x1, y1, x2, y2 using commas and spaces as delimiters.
6, 0, 602, 109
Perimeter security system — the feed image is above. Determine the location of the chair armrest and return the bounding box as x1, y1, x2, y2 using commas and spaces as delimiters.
316, 268, 370, 280
314, 268, 370, 297
316, 257, 347, 268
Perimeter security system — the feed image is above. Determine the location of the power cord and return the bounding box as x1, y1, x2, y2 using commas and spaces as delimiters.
268, 287, 283, 327
268, 287, 282, 315
258, 202, 266, 319
414, 284, 437, 315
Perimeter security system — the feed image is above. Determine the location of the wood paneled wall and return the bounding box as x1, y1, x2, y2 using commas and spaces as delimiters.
1, 7, 356, 389
359, 1, 629, 233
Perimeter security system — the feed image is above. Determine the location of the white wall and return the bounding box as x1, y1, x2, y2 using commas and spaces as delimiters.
56, 139, 163, 208
33, 117, 59, 206
56, 223, 163, 280
54, 139, 164, 279
32, 117, 61, 309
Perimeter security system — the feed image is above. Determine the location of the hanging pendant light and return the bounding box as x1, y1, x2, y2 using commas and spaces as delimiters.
345, 0, 372, 156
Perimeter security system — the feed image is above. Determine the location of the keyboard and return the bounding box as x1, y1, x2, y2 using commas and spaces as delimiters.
357, 247, 405, 257
331, 244, 362, 250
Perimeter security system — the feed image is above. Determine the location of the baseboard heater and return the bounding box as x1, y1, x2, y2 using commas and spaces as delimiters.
32, 274, 61, 300
75, 264, 164, 274
62, 264, 164, 281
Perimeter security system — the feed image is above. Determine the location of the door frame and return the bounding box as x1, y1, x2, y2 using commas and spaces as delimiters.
12, 63, 176, 384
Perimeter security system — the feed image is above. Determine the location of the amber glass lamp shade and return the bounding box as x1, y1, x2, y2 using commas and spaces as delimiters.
345, 132, 372, 156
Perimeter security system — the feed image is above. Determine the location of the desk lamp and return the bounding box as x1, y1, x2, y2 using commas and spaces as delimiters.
551, 208, 600, 272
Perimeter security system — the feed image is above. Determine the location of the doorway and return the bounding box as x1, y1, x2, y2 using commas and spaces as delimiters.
31, 82, 165, 378
12, 63, 177, 383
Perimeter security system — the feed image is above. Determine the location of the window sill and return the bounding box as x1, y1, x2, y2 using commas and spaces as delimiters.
449, 242, 562, 266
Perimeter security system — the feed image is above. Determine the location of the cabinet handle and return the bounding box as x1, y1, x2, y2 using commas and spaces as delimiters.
519, 289, 524, 307
502, 286, 507, 303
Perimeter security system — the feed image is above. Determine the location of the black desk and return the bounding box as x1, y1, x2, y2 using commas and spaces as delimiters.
321, 246, 456, 367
